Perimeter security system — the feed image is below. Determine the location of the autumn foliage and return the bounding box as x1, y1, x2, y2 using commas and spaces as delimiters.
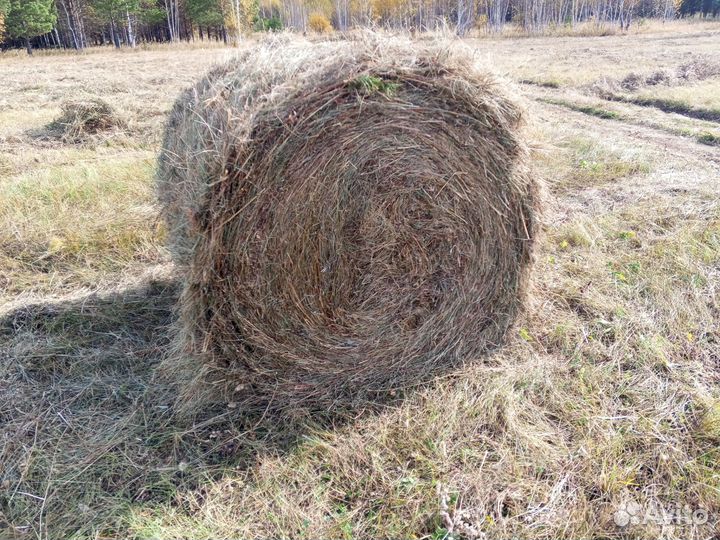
308, 12, 332, 32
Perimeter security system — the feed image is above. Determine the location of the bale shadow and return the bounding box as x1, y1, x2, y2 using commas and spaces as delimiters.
0, 276, 383, 536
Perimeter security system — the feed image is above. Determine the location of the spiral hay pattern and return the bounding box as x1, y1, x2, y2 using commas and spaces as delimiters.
158, 36, 540, 412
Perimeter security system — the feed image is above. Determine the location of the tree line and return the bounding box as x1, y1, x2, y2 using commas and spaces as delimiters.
0, 0, 718, 54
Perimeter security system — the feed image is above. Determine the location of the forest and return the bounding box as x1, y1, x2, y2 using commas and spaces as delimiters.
0, 0, 719, 54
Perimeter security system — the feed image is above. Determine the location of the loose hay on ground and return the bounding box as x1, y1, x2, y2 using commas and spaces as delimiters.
50, 98, 125, 141
592, 57, 720, 95
157, 36, 541, 413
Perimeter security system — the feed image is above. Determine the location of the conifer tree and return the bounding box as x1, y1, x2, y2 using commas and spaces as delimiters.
5, 0, 57, 55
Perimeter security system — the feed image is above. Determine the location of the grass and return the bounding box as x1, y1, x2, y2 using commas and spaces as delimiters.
468, 20, 720, 87
0, 155, 162, 297
570, 139, 650, 185
599, 79, 720, 122
541, 135, 651, 192
540, 97, 621, 119
349, 74, 401, 96
620, 95, 720, 122
0, 108, 59, 135
635, 78, 720, 112
573, 105, 619, 119
2, 25, 720, 540
6, 195, 714, 539
696, 131, 720, 146
520, 78, 561, 88
529, 91, 720, 152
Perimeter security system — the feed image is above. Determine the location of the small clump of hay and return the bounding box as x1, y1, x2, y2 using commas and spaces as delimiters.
600, 57, 720, 95
52, 98, 124, 141
158, 36, 540, 413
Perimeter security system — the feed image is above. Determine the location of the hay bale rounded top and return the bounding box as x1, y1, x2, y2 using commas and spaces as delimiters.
158, 35, 540, 412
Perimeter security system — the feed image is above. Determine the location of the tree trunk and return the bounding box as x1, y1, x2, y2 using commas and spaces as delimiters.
110, 20, 121, 48
62, 0, 80, 49
164, 0, 180, 41
127, 10, 136, 47
59, 0, 84, 49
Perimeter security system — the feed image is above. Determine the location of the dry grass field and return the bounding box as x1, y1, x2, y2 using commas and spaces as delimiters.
1, 21, 719, 539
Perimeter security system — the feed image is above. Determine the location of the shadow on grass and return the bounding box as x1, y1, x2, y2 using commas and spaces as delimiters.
0, 277, 340, 538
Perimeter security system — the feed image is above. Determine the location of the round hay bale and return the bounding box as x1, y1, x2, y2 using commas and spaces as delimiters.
158, 36, 540, 413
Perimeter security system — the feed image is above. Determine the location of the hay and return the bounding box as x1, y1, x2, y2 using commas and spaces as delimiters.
599, 57, 720, 95
157, 36, 540, 413
52, 98, 124, 140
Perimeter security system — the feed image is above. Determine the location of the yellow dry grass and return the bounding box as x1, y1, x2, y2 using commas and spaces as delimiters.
468, 20, 720, 87
636, 78, 720, 112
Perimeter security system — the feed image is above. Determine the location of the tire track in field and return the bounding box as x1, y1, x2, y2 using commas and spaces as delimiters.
529, 94, 720, 222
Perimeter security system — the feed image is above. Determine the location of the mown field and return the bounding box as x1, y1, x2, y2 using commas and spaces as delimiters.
1, 21, 719, 539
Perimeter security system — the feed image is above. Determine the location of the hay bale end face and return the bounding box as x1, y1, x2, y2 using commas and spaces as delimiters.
158, 37, 540, 412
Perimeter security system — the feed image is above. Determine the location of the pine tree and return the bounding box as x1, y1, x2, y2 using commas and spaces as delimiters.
186, 0, 224, 29
5, 0, 57, 55
223, 0, 259, 42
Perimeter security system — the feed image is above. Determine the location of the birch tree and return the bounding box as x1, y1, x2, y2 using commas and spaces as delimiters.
57, 0, 87, 49
93, 0, 139, 47
457, 0, 475, 34
163, 0, 180, 40
223, 0, 259, 42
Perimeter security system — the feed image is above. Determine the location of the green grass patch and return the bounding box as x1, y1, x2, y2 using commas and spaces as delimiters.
349, 75, 400, 96
604, 93, 720, 122
697, 131, 720, 146
540, 97, 621, 120
574, 104, 619, 119
520, 78, 561, 88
